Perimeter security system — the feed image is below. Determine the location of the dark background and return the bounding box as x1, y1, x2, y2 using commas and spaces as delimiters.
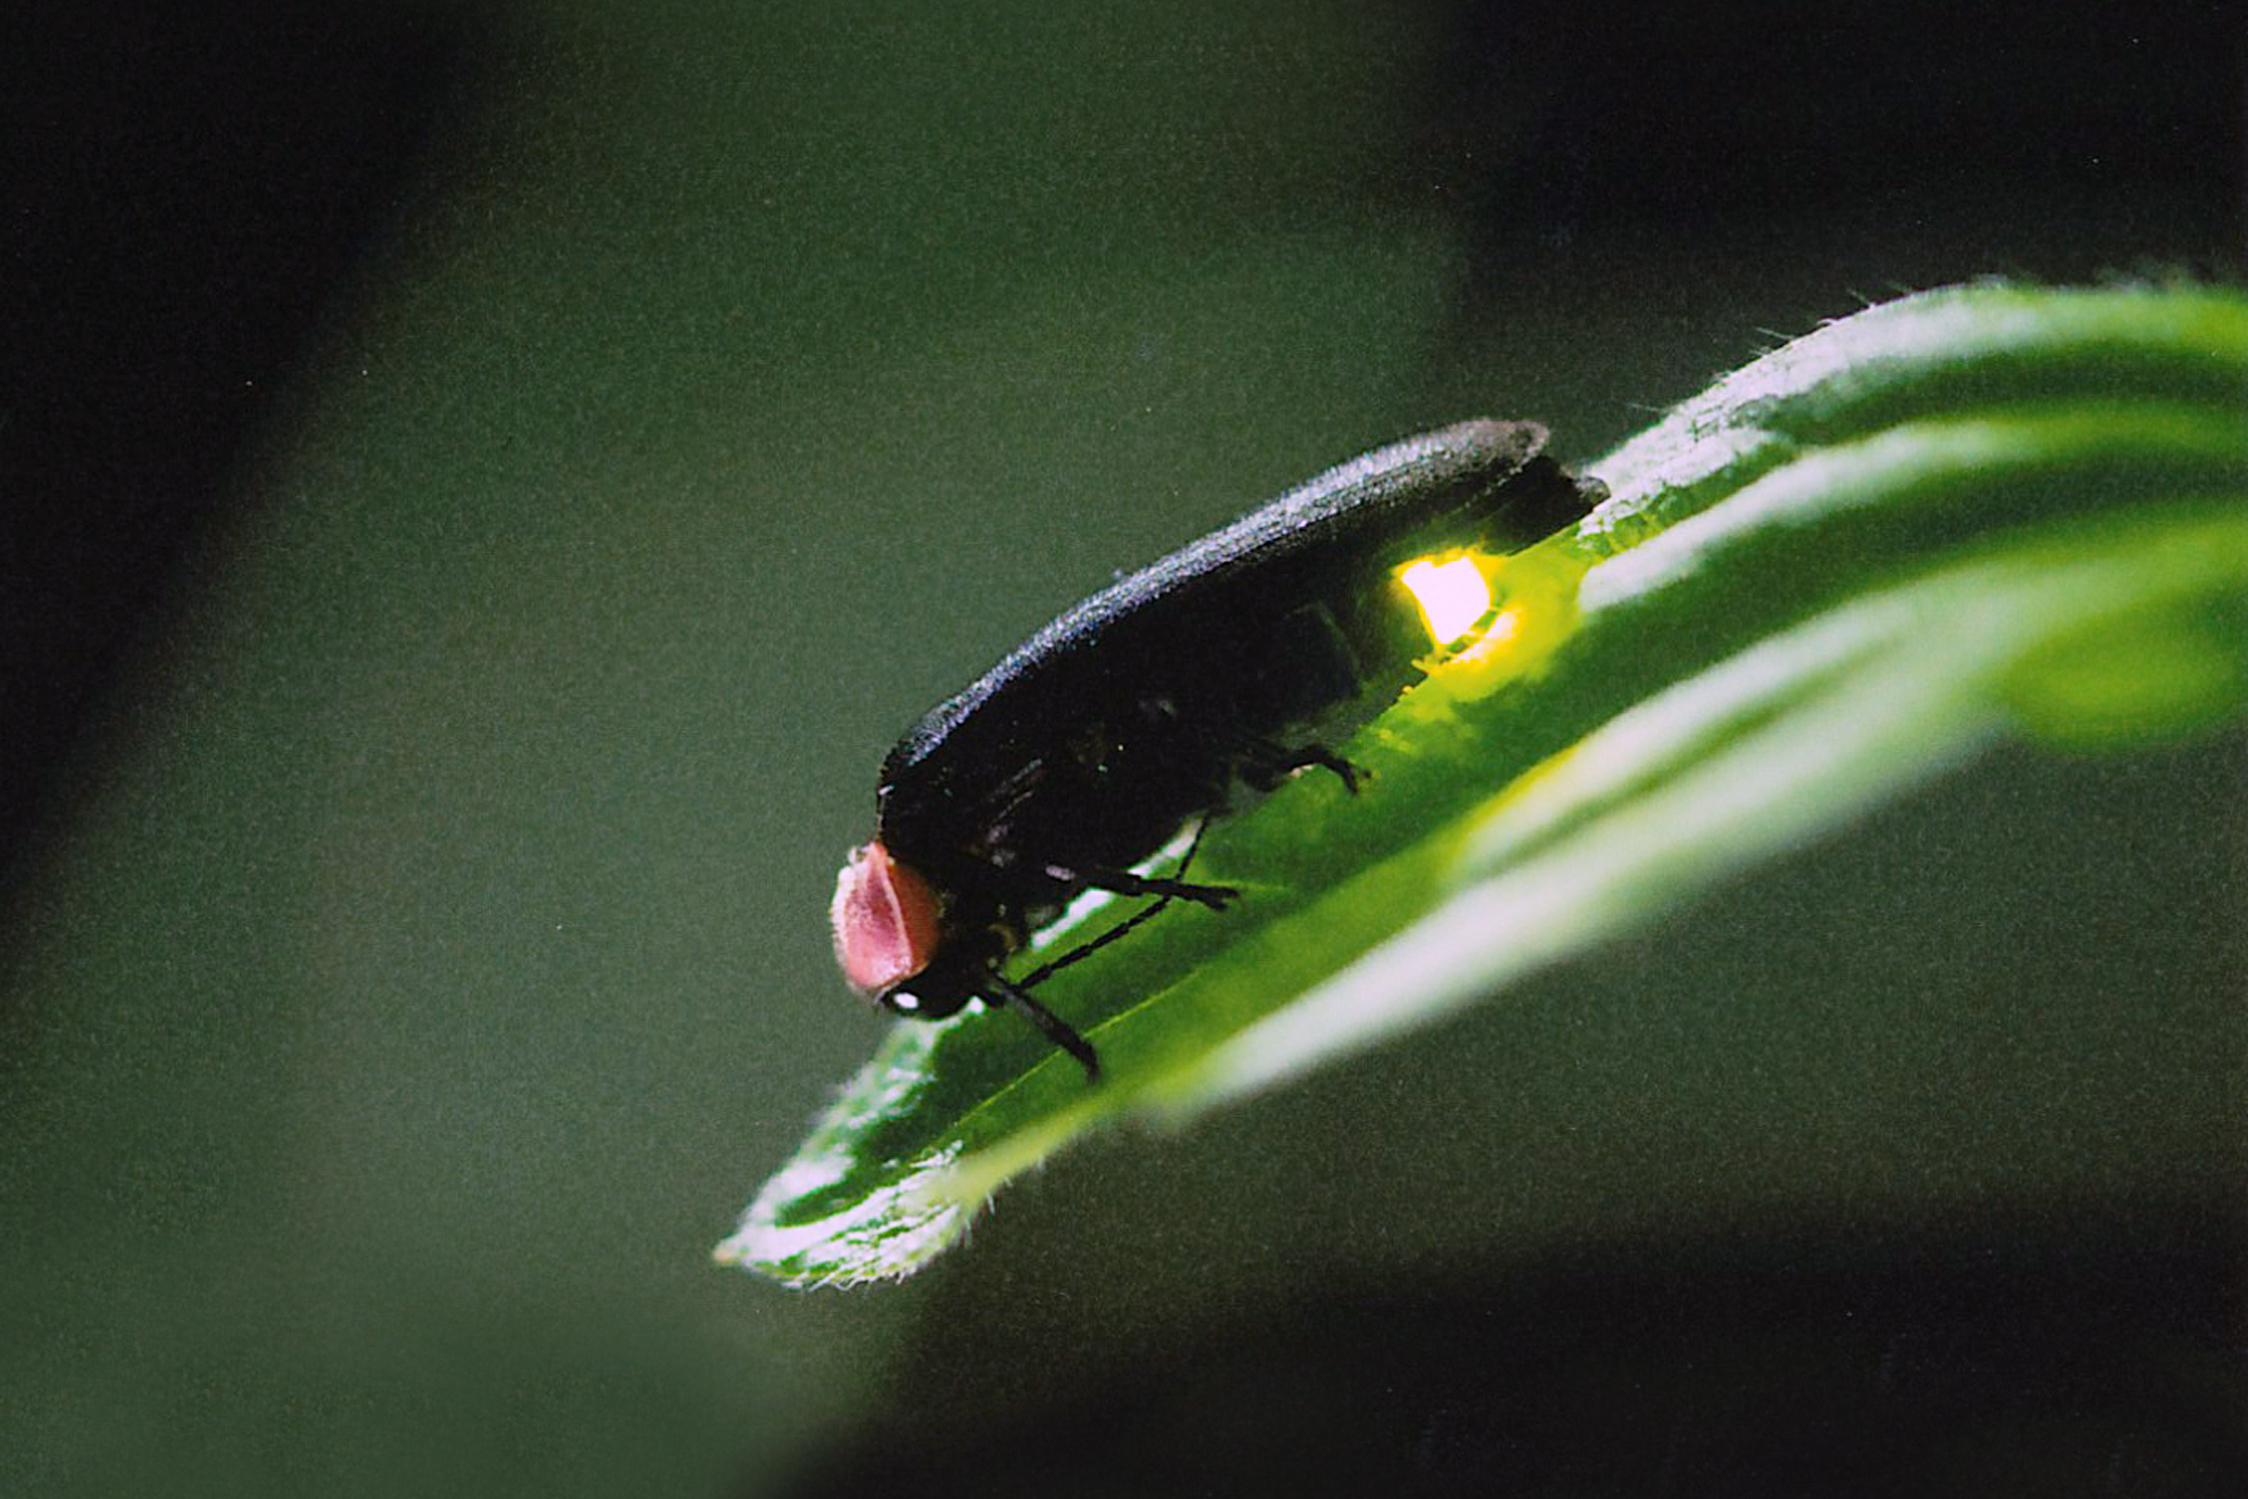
3, 2, 2241, 1494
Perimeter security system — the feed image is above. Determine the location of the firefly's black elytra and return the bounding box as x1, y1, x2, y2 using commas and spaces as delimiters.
831, 419, 1600, 1079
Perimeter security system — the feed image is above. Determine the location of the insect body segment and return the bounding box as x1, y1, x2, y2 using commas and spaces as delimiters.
831, 419, 1602, 1079
829, 842, 941, 996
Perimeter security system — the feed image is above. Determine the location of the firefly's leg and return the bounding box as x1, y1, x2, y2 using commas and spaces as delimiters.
1019, 819, 1215, 990
1236, 736, 1363, 794
1044, 862, 1237, 910
982, 969, 1102, 1081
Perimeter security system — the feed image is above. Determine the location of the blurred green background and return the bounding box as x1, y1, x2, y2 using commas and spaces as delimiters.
3, 2, 2240, 1493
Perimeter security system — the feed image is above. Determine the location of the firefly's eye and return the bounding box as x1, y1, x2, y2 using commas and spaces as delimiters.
831, 842, 941, 995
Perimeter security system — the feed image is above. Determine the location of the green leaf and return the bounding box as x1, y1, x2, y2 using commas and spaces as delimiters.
718, 281, 2248, 1286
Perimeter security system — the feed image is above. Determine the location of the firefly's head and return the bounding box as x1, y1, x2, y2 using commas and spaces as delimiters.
830, 841, 980, 1018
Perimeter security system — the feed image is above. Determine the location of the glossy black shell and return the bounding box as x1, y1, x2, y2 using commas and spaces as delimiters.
871, 418, 1594, 942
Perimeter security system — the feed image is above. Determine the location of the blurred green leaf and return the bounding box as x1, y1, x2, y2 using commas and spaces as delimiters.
718, 281, 2248, 1286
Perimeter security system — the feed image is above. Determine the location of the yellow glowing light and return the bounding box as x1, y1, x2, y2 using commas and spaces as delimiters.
1399, 555, 1493, 646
